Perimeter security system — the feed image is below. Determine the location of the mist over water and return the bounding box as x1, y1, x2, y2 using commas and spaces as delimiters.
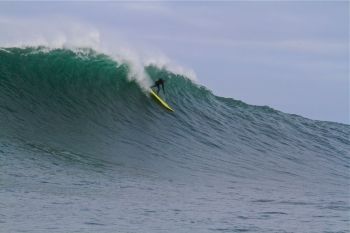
1, 47, 349, 233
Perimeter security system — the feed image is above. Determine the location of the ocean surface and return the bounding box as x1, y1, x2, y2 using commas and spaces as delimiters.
1, 47, 349, 233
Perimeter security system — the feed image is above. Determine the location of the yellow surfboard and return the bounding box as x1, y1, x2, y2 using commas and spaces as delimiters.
150, 89, 174, 112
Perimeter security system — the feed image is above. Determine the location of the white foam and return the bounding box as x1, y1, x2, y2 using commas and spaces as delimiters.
143, 55, 197, 82
0, 16, 197, 92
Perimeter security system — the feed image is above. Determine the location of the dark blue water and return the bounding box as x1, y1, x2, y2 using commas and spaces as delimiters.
1, 47, 349, 233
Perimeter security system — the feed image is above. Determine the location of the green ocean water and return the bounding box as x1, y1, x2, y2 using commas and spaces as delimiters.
1, 47, 349, 233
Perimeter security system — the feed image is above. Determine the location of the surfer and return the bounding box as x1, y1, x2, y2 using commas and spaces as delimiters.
151, 78, 165, 94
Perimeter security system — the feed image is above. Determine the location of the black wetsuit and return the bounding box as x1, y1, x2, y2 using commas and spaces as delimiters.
151, 78, 165, 94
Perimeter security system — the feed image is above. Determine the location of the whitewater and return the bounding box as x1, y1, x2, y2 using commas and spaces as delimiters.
1, 47, 349, 233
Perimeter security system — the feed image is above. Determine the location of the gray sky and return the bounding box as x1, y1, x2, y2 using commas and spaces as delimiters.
0, 1, 348, 124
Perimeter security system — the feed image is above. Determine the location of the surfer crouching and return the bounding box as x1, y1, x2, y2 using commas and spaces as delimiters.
151, 78, 165, 94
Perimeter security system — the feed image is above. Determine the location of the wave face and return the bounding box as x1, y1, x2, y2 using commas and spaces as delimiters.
1, 47, 349, 233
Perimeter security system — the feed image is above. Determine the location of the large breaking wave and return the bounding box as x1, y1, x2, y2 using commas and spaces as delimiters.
0, 47, 349, 183
1, 46, 350, 233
